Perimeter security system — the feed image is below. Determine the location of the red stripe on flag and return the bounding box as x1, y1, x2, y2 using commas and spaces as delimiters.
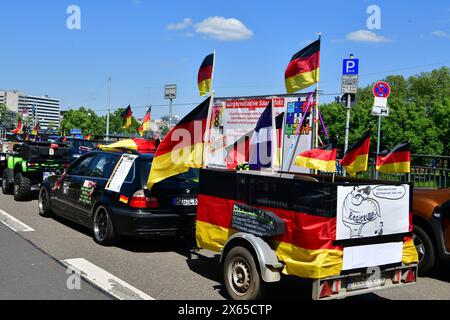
298, 147, 336, 161
376, 151, 410, 166
285, 51, 320, 79
198, 65, 213, 84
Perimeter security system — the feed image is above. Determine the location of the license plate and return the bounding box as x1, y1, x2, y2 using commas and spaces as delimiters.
173, 197, 198, 206
0, 155, 5, 161
49, 149, 55, 156
347, 274, 386, 291
43, 172, 55, 180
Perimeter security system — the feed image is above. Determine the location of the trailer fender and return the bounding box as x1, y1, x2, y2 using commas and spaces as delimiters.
220, 233, 283, 283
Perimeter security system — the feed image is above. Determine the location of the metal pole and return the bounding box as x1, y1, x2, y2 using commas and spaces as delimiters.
376, 115, 382, 179
343, 94, 351, 177
169, 98, 173, 128
106, 76, 111, 140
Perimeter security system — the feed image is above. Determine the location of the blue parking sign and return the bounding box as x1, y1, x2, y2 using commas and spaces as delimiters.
343, 59, 359, 75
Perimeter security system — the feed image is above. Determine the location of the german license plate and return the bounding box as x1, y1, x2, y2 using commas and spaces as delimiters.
347, 273, 386, 291
173, 197, 198, 206
49, 149, 55, 155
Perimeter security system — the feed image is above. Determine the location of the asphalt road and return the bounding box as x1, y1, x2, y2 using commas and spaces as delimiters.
0, 191, 449, 300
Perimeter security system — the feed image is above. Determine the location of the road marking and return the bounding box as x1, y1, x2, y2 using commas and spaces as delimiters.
62, 258, 155, 300
0, 209, 35, 232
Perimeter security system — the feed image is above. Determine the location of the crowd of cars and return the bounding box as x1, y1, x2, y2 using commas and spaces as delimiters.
0, 133, 449, 278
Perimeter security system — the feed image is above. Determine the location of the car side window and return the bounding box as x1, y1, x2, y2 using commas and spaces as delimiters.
87, 153, 120, 179
69, 156, 94, 176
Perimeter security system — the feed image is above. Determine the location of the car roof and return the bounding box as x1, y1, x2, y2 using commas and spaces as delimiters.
89, 150, 155, 160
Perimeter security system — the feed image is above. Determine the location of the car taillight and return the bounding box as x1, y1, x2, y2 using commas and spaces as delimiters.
28, 162, 36, 167
129, 190, 159, 209
50, 143, 59, 149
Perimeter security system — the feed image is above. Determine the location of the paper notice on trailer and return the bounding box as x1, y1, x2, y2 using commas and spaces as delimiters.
105, 154, 138, 193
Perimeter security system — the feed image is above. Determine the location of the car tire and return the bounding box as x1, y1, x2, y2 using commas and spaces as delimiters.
223, 246, 263, 300
2, 171, 13, 195
38, 187, 53, 217
93, 206, 116, 246
413, 225, 435, 275
14, 173, 31, 201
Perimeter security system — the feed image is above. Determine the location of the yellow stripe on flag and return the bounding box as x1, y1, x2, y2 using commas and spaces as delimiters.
285, 68, 319, 94
198, 79, 212, 97
147, 143, 204, 189
344, 154, 369, 176
295, 156, 336, 172
376, 161, 410, 174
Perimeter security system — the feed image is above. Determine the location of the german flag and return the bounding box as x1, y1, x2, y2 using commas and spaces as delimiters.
225, 131, 252, 169
31, 124, 39, 136
295, 142, 336, 172
376, 142, 411, 173
122, 105, 133, 129
285, 39, 320, 93
138, 107, 152, 136
10, 120, 23, 134
147, 97, 211, 189
340, 132, 371, 176
198, 53, 215, 97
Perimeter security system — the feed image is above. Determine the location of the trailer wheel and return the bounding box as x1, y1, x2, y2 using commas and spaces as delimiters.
2, 171, 13, 195
223, 246, 262, 300
14, 173, 31, 201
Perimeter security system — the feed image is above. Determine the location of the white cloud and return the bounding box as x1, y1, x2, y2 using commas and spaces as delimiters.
167, 18, 192, 30
346, 30, 391, 43
431, 30, 450, 38
194, 16, 253, 41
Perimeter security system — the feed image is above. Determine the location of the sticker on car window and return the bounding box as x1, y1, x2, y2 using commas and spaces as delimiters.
105, 154, 138, 193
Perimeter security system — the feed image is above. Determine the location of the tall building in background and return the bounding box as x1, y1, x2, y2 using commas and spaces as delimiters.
0, 90, 60, 129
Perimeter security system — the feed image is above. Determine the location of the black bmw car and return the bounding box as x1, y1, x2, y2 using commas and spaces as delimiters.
38, 150, 199, 245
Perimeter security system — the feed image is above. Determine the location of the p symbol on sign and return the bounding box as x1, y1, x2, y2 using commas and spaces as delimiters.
343, 59, 359, 75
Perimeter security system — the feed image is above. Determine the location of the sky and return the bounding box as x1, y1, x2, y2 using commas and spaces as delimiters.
0, 0, 449, 120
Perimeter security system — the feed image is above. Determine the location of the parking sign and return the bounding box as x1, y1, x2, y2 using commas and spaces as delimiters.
343, 59, 359, 75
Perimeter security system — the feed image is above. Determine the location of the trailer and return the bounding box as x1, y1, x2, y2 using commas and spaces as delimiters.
195, 169, 418, 300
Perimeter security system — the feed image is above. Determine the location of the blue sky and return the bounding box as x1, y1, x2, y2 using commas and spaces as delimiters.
0, 0, 449, 120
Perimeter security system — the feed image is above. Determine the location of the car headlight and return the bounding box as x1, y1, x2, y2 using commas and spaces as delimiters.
433, 206, 442, 219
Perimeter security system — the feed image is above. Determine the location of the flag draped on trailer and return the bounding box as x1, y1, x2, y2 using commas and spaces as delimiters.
340, 132, 371, 176
198, 53, 215, 97
295, 142, 337, 172
249, 102, 273, 170
147, 97, 211, 189
376, 142, 411, 173
285, 39, 321, 93
122, 105, 133, 129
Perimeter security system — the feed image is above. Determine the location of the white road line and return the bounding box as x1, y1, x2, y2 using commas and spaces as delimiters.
0, 209, 35, 232
62, 258, 155, 300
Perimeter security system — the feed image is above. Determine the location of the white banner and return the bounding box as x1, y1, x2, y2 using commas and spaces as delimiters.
336, 184, 410, 240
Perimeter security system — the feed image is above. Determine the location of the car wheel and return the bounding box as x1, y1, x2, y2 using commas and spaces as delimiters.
2, 171, 13, 195
14, 173, 31, 201
93, 206, 116, 246
38, 187, 53, 217
413, 225, 435, 275
223, 246, 263, 300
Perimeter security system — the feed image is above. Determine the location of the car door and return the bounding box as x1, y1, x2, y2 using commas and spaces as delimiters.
71, 152, 120, 225
51, 154, 96, 222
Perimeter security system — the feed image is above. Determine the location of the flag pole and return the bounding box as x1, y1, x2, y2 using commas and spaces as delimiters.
202, 51, 216, 168
314, 33, 321, 149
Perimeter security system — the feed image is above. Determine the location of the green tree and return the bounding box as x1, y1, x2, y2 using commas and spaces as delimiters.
61, 107, 105, 137
320, 67, 450, 156
103, 108, 141, 136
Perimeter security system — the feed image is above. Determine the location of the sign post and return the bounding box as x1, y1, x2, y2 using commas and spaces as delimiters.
372, 81, 391, 179
341, 55, 359, 176
164, 85, 177, 127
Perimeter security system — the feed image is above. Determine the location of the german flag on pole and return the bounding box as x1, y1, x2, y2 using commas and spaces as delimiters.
147, 97, 211, 189
10, 120, 23, 134
138, 107, 152, 136
122, 105, 133, 129
340, 132, 371, 176
198, 53, 215, 97
295, 142, 336, 172
274, 112, 285, 168
285, 39, 320, 93
376, 142, 411, 174
31, 124, 39, 136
